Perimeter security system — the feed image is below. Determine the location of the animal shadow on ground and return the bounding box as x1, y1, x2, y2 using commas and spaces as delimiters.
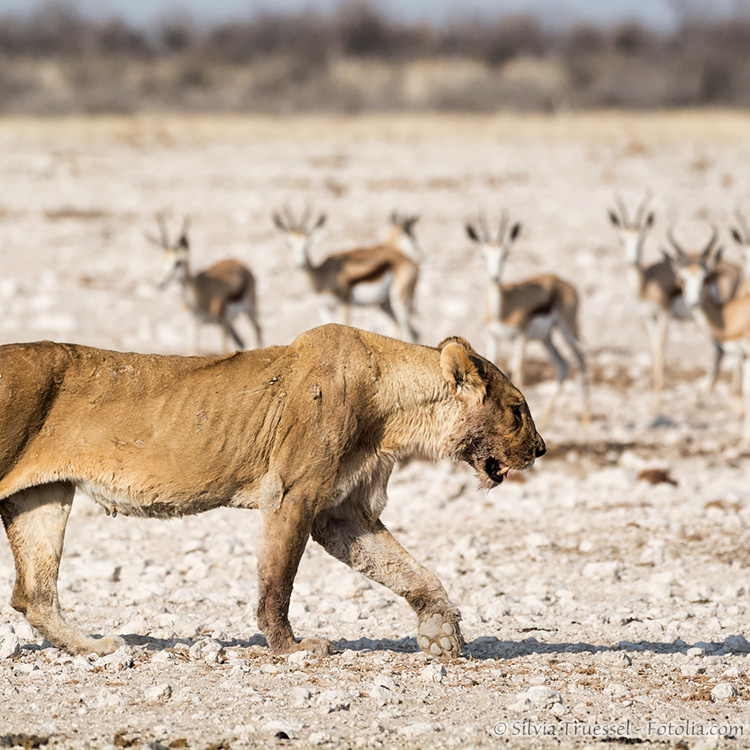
116, 633, 747, 660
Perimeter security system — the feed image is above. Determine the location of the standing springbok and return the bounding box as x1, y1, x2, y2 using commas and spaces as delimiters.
272, 207, 420, 343
731, 207, 750, 296
608, 192, 741, 412
146, 216, 262, 354
465, 211, 589, 428
666, 234, 750, 449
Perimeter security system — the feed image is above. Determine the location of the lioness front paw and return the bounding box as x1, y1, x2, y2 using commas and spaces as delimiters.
417, 613, 464, 659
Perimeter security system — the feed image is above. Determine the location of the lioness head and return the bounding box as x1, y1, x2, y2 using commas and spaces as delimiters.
439, 337, 545, 489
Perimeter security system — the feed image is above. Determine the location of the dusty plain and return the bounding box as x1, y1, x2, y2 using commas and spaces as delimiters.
0, 112, 749, 749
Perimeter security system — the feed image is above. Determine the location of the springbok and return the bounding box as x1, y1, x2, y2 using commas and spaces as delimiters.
608, 192, 741, 412
731, 207, 750, 296
465, 211, 589, 428
272, 207, 420, 343
665, 233, 750, 449
146, 216, 262, 354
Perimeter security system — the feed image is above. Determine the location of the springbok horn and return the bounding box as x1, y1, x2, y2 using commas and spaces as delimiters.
667, 227, 689, 260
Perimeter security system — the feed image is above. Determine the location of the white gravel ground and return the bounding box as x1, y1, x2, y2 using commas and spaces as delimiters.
0, 113, 749, 749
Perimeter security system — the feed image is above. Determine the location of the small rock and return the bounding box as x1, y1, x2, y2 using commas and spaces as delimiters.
398, 722, 437, 738
287, 649, 313, 665
711, 682, 738, 700
263, 720, 302, 737
308, 732, 331, 745
291, 687, 312, 708
144, 683, 172, 702
151, 651, 175, 664
604, 683, 629, 699
582, 561, 622, 580
681, 664, 705, 677
514, 685, 562, 710
418, 663, 447, 684
14, 622, 37, 643
0, 633, 21, 660
687, 647, 706, 658
316, 688, 351, 713
95, 646, 134, 671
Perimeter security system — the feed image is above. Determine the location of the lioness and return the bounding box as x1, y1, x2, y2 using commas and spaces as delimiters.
0, 324, 544, 658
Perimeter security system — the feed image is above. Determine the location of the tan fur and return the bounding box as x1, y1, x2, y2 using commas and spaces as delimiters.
0, 324, 544, 658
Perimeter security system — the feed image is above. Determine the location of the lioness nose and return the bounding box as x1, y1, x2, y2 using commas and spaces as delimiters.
535, 438, 546, 458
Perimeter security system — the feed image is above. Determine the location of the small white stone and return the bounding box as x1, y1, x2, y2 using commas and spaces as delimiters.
711, 682, 738, 700
0, 633, 21, 660
418, 663, 447, 684
151, 651, 175, 664
291, 686, 312, 708
286, 649, 313, 665
144, 683, 172, 702
399, 722, 437, 737
515, 685, 562, 709
308, 732, 331, 745
687, 647, 706, 659
315, 688, 351, 713
681, 664, 705, 677
13, 622, 37, 643
95, 646, 134, 671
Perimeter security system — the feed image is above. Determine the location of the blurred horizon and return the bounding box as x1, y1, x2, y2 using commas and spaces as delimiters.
0, 0, 743, 29
1, 0, 750, 115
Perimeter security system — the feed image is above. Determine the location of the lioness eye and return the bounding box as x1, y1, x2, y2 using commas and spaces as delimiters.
512, 404, 523, 426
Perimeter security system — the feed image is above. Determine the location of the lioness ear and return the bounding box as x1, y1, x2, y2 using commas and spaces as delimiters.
439, 340, 486, 401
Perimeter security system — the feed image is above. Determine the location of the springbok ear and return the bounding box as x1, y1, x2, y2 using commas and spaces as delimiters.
708, 246, 724, 270
661, 248, 678, 270
439, 339, 486, 401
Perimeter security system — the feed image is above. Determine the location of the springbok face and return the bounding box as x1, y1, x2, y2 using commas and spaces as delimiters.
664, 226, 721, 309
731, 209, 750, 277
389, 211, 422, 262
273, 207, 327, 269
608, 191, 655, 266
144, 216, 191, 289
465, 212, 521, 283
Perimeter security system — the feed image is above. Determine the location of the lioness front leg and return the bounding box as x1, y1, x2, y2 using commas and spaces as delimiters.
256, 502, 331, 657
0, 483, 124, 655
312, 513, 464, 658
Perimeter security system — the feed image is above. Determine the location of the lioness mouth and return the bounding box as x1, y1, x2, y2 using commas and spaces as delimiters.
484, 457, 510, 484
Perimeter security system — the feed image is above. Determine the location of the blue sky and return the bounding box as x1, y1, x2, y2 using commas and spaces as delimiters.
0, 0, 727, 29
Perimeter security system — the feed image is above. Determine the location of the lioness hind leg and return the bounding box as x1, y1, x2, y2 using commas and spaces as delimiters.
256, 503, 331, 657
0, 483, 124, 656
312, 513, 464, 659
